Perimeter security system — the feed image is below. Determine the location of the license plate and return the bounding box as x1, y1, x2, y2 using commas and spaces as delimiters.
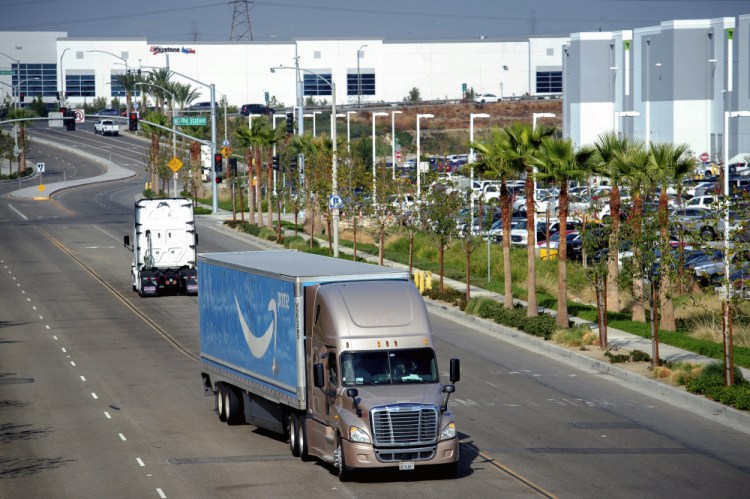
399, 461, 415, 471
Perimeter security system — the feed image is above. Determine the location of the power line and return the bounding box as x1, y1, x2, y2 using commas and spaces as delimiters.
229, 0, 254, 41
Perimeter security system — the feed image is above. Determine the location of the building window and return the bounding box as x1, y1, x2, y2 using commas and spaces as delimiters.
313, 50, 321, 59
12, 63, 58, 98
303, 72, 332, 96
536, 71, 562, 93
66, 73, 96, 97
347, 71, 375, 96
547, 48, 554, 56
111, 73, 126, 97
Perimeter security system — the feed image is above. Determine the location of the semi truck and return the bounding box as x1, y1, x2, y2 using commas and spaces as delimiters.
198, 250, 460, 480
123, 198, 198, 297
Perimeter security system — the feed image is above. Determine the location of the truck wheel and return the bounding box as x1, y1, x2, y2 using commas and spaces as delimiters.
216, 384, 227, 422
224, 385, 243, 425
298, 415, 309, 461
335, 434, 351, 482
288, 413, 300, 457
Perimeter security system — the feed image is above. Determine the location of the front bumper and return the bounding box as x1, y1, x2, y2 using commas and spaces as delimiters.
342, 438, 458, 469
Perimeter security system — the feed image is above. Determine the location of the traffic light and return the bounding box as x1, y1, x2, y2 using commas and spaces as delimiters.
66, 109, 76, 131
272, 155, 279, 171
286, 112, 293, 134
19, 92, 24, 103
128, 112, 138, 132
214, 153, 223, 183
228, 157, 237, 176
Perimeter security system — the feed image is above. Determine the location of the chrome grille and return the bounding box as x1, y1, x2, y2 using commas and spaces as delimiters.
370, 404, 439, 447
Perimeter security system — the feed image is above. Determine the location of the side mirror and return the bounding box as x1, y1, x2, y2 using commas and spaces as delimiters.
450, 358, 460, 383
313, 363, 325, 388
442, 384, 455, 394
124, 235, 130, 247
346, 388, 358, 399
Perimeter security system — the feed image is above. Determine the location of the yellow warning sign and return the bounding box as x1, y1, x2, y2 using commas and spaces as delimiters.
168, 157, 183, 173
221, 146, 232, 158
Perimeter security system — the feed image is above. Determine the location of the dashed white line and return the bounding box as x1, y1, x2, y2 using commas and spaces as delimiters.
32, 306, 37, 310
156, 488, 167, 498
104, 412, 111, 419
70, 361, 76, 366
45, 325, 50, 330
136, 458, 145, 467
91, 393, 98, 400
119, 433, 127, 441
61, 348, 67, 353
53, 335, 58, 340
8, 204, 28, 220
80, 376, 86, 382
485, 381, 498, 388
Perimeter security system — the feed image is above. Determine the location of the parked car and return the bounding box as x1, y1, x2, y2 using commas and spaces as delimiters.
684, 195, 717, 209
474, 93, 501, 103
95, 108, 121, 117
188, 101, 213, 111
240, 103, 274, 116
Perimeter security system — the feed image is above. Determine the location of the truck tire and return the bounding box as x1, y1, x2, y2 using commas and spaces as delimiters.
335, 434, 351, 482
217, 383, 227, 422
298, 415, 309, 461
288, 413, 300, 457
224, 385, 243, 425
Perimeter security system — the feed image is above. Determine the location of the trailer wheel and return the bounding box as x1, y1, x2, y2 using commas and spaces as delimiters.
335, 434, 351, 482
288, 413, 300, 457
298, 414, 309, 461
224, 385, 243, 425
216, 384, 227, 422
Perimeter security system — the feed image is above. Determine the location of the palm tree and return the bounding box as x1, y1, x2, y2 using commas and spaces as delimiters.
172, 82, 200, 114
147, 68, 173, 112
140, 111, 171, 193
234, 118, 271, 224
610, 140, 650, 322
115, 72, 140, 115
469, 126, 524, 309
648, 142, 695, 331
264, 124, 286, 228
593, 132, 632, 312
503, 122, 556, 317
532, 137, 595, 328
7, 108, 37, 175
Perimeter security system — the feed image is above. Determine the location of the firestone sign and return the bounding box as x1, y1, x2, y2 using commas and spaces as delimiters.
150, 46, 196, 55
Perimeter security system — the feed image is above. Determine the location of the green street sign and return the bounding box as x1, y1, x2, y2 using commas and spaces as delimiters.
0, 69, 15, 75
174, 116, 207, 126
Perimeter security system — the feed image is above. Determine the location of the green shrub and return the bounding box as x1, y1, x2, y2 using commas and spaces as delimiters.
630, 350, 651, 362
605, 351, 630, 363
283, 236, 308, 250
733, 385, 750, 410
464, 297, 481, 315
194, 206, 212, 215
523, 314, 557, 339
476, 299, 501, 320
686, 362, 727, 394
258, 227, 277, 241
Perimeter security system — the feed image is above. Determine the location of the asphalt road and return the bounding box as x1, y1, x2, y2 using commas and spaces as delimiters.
1, 129, 749, 498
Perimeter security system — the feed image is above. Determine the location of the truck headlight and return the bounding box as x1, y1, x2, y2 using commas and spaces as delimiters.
440, 422, 456, 441
349, 425, 371, 443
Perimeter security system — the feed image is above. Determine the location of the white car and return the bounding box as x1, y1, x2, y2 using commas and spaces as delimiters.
474, 93, 501, 103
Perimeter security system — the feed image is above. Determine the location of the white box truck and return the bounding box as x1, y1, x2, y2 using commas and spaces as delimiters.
198, 250, 461, 480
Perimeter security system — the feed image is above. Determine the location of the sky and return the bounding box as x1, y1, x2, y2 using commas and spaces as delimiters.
1, 0, 749, 42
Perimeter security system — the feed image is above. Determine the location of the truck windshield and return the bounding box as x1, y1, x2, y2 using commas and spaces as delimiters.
340, 348, 438, 386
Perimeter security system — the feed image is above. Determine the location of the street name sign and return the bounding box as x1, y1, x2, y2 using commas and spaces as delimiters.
174, 116, 208, 126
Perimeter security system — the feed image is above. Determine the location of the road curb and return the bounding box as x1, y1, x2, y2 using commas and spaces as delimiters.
425, 300, 750, 435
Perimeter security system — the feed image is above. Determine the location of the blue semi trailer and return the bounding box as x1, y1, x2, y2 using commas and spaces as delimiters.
198, 250, 461, 480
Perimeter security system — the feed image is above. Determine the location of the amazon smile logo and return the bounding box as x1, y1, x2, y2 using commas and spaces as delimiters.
235, 296, 279, 376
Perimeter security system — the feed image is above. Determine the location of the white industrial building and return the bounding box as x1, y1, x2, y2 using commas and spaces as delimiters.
1, 11, 749, 160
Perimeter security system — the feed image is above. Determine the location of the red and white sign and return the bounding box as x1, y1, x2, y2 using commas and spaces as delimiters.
73, 109, 85, 123
700, 152, 710, 162
395, 151, 402, 161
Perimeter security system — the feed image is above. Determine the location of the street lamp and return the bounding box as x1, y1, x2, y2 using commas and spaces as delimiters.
11, 77, 40, 109
137, 81, 178, 196
391, 110, 402, 179
722, 110, 750, 384
346, 111, 357, 152
614, 111, 640, 139
372, 111, 387, 200
531, 112, 556, 235
59, 48, 70, 102
357, 44, 368, 108
86, 50, 130, 113
416, 113, 434, 199
270, 66, 339, 255
469, 113, 490, 223
305, 111, 322, 136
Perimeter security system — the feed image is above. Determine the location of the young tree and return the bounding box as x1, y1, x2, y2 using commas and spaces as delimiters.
140, 110, 171, 194
423, 186, 463, 292
7, 108, 37, 175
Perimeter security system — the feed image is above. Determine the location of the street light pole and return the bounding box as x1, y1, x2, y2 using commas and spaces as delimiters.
415, 113, 434, 200
273, 114, 286, 197
531, 112, 556, 236
357, 44, 368, 108
85, 50, 130, 113
372, 112, 387, 201
470, 112, 490, 224
137, 81, 178, 196
391, 110, 402, 180
59, 48, 70, 103
346, 111, 357, 153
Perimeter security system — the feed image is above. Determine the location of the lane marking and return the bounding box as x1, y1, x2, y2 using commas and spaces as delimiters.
33, 306, 37, 310
70, 361, 76, 366
94, 225, 119, 240
53, 335, 58, 340
80, 376, 86, 382
136, 458, 145, 467
61, 348, 67, 353
91, 392, 98, 399
45, 325, 50, 329
104, 412, 111, 419
473, 446, 557, 499
8, 204, 28, 220
156, 488, 167, 498
119, 433, 127, 441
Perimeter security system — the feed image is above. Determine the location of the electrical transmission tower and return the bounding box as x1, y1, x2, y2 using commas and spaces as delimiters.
229, 0, 254, 41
